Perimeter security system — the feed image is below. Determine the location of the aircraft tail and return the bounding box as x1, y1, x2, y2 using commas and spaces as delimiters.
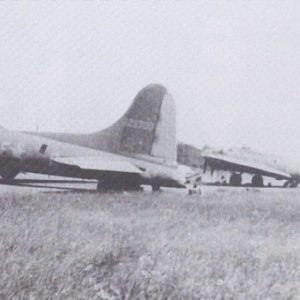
93, 84, 177, 164
29, 84, 178, 165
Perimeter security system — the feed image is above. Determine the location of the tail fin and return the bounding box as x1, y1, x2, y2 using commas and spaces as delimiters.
32, 84, 177, 164
93, 84, 177, 164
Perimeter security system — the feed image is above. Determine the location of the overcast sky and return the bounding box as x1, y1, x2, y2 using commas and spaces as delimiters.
1, 1, 300, 163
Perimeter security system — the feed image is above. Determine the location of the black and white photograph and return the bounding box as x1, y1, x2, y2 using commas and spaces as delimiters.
1, 0, 300, 299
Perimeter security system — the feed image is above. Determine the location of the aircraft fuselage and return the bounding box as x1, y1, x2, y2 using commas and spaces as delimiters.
0, 127, 185, 188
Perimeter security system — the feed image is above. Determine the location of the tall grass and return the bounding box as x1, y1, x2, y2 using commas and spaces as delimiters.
1, 188, 300, 299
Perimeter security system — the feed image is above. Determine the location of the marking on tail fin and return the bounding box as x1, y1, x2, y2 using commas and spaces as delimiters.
121, 118, 155, 131
119, 86, 164, 155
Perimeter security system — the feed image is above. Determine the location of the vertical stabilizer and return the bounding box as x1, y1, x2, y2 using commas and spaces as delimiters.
96, 84, 177, 164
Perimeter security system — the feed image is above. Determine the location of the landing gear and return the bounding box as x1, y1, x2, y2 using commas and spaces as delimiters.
221, 175, 227, 186
188, 183, 202, 195
152, 183, 160, 192
251, 175, 264, 187
283, 180, 299, 188
0, 168, 19, 183
229, 173, 242, 186
291, 181, 299, 188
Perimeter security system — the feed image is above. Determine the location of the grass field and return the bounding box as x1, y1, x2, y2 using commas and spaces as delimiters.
1, 187, 300, 299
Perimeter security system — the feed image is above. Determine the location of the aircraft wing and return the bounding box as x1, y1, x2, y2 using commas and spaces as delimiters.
49, 156, 144, 187
53, 156, 143, 174
203, 153, 292, 180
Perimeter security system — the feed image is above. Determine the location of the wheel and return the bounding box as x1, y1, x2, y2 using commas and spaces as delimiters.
152, 183, 160, 192
289, 180, 299, 188
251, 175, 264, 187
229, 173, 242, 186
283, 180, 299, 188
0, 168, 19, 183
